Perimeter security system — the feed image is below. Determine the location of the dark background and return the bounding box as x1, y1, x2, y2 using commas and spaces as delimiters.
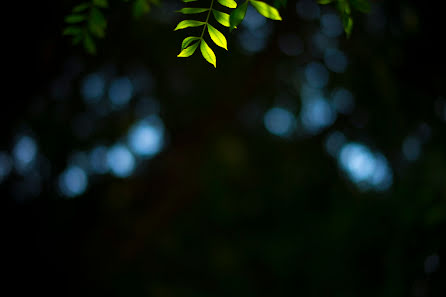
2, 0, 446, 296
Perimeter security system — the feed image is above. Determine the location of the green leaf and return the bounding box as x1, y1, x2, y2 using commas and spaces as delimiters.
250, 0, 282, 20
181, 36, 201, 49
337, 0, 351, 15
63, 26, 82, 36
133, 0, 150, 18
72, 3, 90, 13
93, 0, 108, 8
177, 8, 209, 14
72, 34, 83, 45
65, 14, 86, 24
174, 20, 205, 31
178, 42, 200, 57
182, 0, 198, 2
200, 40, 216, 68
350, 0, 371, 13
317, 0, 333, 4
89, 24, 105, 38
207, 24, 227, 50
90, 7, 107, 28
83, 33, 97, 54
212, 10, 231, 27
342, 14, 353, 37
230, 1, 248, 30
217, 0, 237, 9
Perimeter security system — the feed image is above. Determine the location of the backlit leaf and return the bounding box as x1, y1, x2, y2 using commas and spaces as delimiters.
177, 8, 209, 14
178, 42, 200, 57
217, 0, 237, 9
174, 20, 205, 31
250, 0, 282, 20
200, 40, 216, 68
207, 24, 227, 50
212, 10, 231, 27
182, 36, 201, 49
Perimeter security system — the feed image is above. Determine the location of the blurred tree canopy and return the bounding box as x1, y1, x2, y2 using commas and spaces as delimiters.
2, 1, 446, 297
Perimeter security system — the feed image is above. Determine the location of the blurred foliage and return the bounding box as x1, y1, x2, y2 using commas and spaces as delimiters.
64, 0, 159, 54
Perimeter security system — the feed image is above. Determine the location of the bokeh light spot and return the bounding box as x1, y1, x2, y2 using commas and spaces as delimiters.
300, 98, 336, 134
339, 142, 393, 191
128, 116, 165, 158
81, 73, 105, 104
107, 144, 135, 178
305, 62, 329, 88
89, 146, 109, 174
13, 135, 38, 173
58, 166, 88, 198
321, 13, 343, 37
264, 107, 296, 137
109, 77, 133, 107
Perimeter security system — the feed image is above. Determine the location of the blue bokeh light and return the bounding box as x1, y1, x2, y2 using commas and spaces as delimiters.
340, 143, 376, 183
89, 146, 109, 174
244, 6, 267, 31
238, 7, 272, 54
109, 77, 133, 107
128, 116, 164, 158
300, 98, 336, 134
324, 48, 348, 73
264, 107, 296, 137
13, 135, 38, 172
320, 13, 343, 37
107, 144, 135, 178
339, 142, 393, 191
58, 166, 88, 198
370, 153, 393, 191
305, 62, 329, 88
81, 73, 105, 104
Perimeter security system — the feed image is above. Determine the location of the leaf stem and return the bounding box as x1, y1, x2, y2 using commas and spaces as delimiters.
200, 0, 215, 39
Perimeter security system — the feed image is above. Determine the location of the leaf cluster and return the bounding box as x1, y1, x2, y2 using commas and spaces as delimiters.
175, 0, 282, 67
64, 0, 157, 54
318, 0, 371, 37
